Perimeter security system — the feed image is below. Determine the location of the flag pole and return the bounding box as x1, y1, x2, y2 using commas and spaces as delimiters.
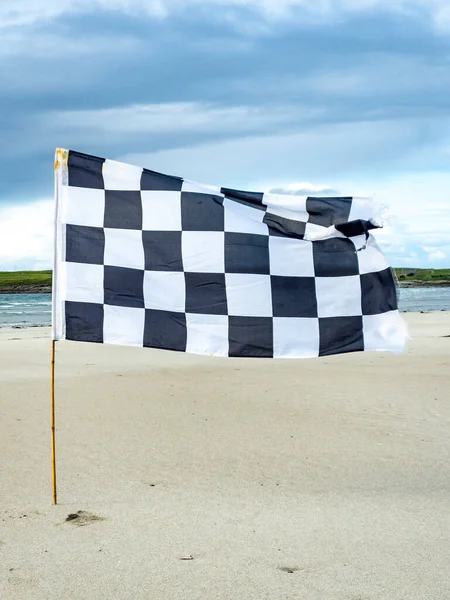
51, 339, 57, 505
52, 149, 64, 506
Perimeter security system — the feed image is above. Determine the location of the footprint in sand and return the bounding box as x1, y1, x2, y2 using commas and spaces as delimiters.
65, 510, 105, 527
278, 566, 300, 574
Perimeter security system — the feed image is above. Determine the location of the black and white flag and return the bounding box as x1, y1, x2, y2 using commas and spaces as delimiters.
52, 148, 408, 358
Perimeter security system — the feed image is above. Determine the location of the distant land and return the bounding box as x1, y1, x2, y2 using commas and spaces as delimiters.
0, 270, 52, 294
0, 268, 449, 294
390, 268, 450, 287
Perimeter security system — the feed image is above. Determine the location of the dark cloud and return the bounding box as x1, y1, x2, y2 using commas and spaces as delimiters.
1, 5, 450, 204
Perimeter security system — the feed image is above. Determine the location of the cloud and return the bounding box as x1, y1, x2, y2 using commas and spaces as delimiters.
2, 0, 450, 30
0, 1, 168, 29
269, 183, 340, 196
0, 200, 54, 271
0, 0, 449, 270
303, 55, 450, 102
7, 93, 449, 205
357, 174, 450, 267
119, 118, 446, 190
47, 102, 321, 140
426, 249, 447, 261
2, 0, 450, 204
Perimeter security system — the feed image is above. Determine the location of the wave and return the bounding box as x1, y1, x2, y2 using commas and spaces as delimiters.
0, 323, 49, 329
0, 310, 51, 316
0, 305, 51, 310
0, 301, 51, 306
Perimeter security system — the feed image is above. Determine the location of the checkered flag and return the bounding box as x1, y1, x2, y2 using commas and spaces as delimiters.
52, 149, 408, 358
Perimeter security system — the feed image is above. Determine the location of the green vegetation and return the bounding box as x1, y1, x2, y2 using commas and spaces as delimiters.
394, 268, 450, 283
0, 270, 52, 289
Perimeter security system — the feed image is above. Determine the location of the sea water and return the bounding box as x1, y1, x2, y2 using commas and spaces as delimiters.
398, 286, 450, 312
0, 293, 52, 328
0, 288, 449, 328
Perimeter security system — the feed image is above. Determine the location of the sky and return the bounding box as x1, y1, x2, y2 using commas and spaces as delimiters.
0, 0, 449, 270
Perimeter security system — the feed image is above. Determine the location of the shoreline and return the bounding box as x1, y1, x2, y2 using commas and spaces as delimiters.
397, 281, 450, 288
0, 285, 52, 294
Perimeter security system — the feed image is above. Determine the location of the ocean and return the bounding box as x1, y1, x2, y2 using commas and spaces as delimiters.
0, 288, 449, 328
0, 293, 52, 328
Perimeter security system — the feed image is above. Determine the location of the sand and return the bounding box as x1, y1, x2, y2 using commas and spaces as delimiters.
0, 312, 449, 600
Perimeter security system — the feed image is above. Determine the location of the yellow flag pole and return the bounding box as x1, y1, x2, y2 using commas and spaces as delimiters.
51, 340, 57, 505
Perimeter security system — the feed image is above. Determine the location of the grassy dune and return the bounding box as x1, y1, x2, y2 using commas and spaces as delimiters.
0, 270, 52, 291
396, 268, 450, 284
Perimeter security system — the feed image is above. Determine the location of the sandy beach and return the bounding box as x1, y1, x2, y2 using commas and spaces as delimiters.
0, 312, 449, 600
